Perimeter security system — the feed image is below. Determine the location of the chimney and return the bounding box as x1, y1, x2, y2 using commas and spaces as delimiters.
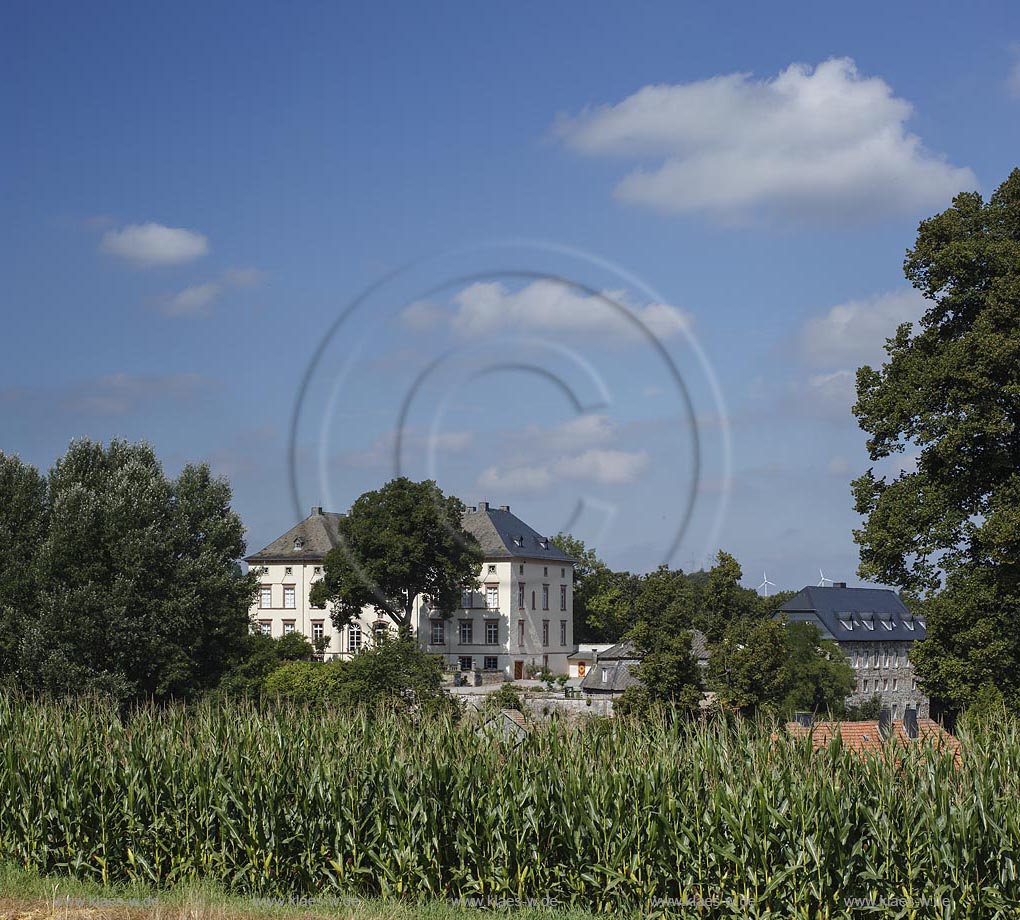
499, 505, 510, 511
311, 506, 323, 516
833, 581, 847, 588
478, 501, 489, 511
904, 707, 918, 740
793, 712, 813, 728
879, 708, 893, 740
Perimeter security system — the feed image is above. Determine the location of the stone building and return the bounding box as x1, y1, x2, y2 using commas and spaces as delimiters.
244, 502, 575, 677
777, 584, 928, 718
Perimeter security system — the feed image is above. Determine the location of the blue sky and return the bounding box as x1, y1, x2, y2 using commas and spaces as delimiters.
4, 1, 1020, 590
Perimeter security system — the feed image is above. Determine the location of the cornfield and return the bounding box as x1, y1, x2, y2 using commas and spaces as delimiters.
0, 694, 1017, 918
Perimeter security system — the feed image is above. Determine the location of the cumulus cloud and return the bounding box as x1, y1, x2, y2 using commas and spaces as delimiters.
479, 448, 649, 494
100, 222, 209, 266
801, 289, 925, 368
399, 300, 446, 332
807, 369, 856, 408
162, 267, 266, 318
164, 282, 222, 317
400, 280, 692, 342
556, 58, 975, 222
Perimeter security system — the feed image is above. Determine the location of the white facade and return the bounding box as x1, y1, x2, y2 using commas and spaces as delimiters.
246, 504, 575, 677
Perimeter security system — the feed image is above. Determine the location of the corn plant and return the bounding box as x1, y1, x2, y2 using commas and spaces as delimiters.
0, 693, 1016, 918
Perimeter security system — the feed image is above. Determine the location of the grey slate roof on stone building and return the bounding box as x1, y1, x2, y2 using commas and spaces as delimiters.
580, 629, 710, 694
460, 502, 574, 562
777, 585, 925, 643
245, 502, 573, 566
245, 507, 343, 563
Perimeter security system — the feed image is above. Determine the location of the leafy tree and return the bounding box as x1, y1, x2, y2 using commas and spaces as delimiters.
551, 534, 618, 641
845, 693, 883, 721
853, 169, 1020, 593
616, 619, 702, 718
264, 635, 450, 714
909, 568, 1020, 712
696, 551, 762, 642
0, 452, 47, 679
219, 631, 315, 696
4, 439, 257, 702
781, 622, 855, 717
310, 478, 482, 634
707, 618, 789, 716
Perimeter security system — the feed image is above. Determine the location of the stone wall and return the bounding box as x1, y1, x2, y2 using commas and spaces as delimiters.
842, 639, 929, 718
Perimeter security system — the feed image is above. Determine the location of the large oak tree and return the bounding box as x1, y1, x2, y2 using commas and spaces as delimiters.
853, 169, 1020, 713
310, 478, 483, 634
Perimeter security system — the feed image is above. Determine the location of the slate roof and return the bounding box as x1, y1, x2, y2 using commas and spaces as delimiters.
246, 502, 572, 566
580, 657, 641, 694
460, 503, 574, 562
245, 508, 344, 563
777, 585, 925, 643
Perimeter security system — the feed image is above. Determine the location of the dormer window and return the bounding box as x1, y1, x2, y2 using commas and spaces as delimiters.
881, 619, 894, 631
903, 619, 915, 631
294, 538, 305, 551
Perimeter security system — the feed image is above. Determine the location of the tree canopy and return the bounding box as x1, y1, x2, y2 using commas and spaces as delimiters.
853, 169, 1020, 594
0, 440, 257, 703
310, 478, 483, 633
852, 169, 1020, 715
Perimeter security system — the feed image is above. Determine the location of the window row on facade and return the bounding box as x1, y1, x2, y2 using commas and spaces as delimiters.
857, 677, 918, 693
430, 617, 569, 647
850, 649, 911, 669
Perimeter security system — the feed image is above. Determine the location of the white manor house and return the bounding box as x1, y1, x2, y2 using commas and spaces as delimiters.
245, 503, 575, 678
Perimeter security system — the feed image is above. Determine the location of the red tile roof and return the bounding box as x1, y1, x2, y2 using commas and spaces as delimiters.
785, 718, 961, 758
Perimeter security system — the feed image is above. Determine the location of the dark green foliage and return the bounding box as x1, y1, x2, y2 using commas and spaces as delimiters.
550, 534, 617, 641
0, 453, 48, 680
0, 693, 1010, 914
623, 620, 702, 713
909, 568, 1020, 713
0, 440, 257, 703
845, 693, 884, 721
707, 619, 853, 718
853, 169, 1020, 593
781, 622, 856, 717
695, 551, 763, 642
263, 635, 450, 714
218, 632, 315, 696
484, 682, 524, 714
311, 478, 483, 632
707, 618, 789, 716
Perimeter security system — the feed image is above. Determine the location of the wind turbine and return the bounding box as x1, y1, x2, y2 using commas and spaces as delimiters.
757, 571, 776, 597
818, 569, 834, 587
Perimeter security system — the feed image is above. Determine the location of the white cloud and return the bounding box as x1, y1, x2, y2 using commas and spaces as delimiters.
520, 414, 617, 453
100, 222, 209, 266
556, 57, 975, 222
553, 448, 649, 484
801, 289, 925, 368
162, 267, 266, 318
478, 464, 554, 493
428, 280, 691, 341
807, 369, 856, 408
399, 300, 446, 332
478, 447, 648, 494
164, 282, 221, 317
